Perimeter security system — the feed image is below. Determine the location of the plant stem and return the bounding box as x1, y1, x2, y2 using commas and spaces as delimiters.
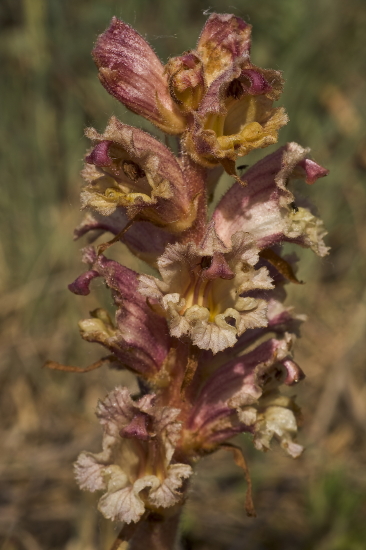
128, 509, 182, 550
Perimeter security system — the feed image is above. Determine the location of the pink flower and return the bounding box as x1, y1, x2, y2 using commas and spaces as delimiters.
69, 250, 171, 378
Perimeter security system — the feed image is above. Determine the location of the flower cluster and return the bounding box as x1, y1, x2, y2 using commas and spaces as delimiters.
67, 12, 328, 548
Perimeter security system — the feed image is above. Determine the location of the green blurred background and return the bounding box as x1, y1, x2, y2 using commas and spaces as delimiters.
1, 0, 366, 548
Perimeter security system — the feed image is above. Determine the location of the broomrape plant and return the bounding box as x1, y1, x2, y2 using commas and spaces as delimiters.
59, 12, 329, 549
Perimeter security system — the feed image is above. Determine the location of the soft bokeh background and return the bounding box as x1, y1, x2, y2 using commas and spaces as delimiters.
1, 0, 366, 548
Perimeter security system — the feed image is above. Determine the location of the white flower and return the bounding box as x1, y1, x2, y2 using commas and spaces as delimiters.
139, 223, 273, 354
74, 387, 192, 523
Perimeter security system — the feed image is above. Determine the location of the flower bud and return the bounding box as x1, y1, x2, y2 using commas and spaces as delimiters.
93, 17, 186, 134
165, 52, 205, 113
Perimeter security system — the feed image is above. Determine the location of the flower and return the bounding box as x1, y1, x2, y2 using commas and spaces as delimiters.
183, 334, 304, 455
81, 116, 202, 233
182, 14, 287, 171
68, 249, 171, 378
139, 223, 273, 354
92, 17, 186, 133
214, 142, 329, 255
75, 387, 192, 523
196, 13, 252, 86
183, 63, 287, 172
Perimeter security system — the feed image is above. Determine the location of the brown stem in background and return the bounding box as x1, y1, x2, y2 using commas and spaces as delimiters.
128, 509, 182, 550
221, 443, 256, 517
97, 218, 136, 255
109, 518, 144, 550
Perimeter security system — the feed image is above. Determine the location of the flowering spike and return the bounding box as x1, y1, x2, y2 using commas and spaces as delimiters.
54, 11, 330, 546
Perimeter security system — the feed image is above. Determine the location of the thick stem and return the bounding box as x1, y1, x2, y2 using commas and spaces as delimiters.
128, 509, 182, 550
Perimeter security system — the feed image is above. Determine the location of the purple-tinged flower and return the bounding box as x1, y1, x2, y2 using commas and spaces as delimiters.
213, 142, 329, 255
61, 10, 331, 541
81, 117, 202, 233
183, 62, 287, 171
177, 13, 287, 171
69, 250, 170, 378
92, 18, 186, 134
75, 387, 192, 524
139, 223, 273, 354
184, 335, 304, 457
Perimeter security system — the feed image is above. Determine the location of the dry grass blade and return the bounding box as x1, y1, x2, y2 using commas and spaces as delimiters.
220, 444, 256, 518
43, 355, 115, 373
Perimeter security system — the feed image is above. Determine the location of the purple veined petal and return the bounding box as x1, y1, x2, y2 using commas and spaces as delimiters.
188, 336, 295, 431
93, 17, 186, 134
197, 13, 252, 85
213, 143, 329, 256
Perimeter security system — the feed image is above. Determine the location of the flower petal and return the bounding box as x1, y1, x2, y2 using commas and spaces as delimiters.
147, 463, 193, 508
197, 13, 251, 85
98, 466, 158, 524
75, 451, 109, 492
253, 396, 303, 458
